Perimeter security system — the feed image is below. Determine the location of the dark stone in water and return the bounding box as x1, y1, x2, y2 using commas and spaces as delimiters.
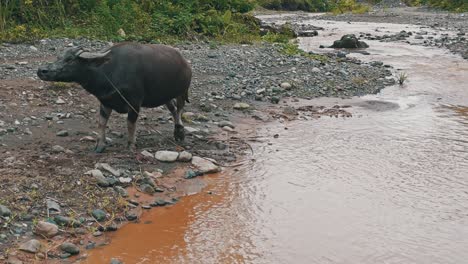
184, 170, 204, 179
330, 34, 369, 49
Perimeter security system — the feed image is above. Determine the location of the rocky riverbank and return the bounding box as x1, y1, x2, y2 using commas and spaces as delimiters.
318, 7, 468, 59
0, 37, 393, 263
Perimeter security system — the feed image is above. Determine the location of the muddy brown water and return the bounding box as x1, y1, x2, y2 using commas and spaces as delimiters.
84, 15, 468, 264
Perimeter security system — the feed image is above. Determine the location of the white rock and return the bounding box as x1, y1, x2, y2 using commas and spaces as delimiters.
155, 151, 179, 162
140, 150, 153, 158
222, 126, 234, 132
312, 67, 321, 73
280, 82, 292, 90
55, 98, 66, 104
177, 151, 192, 162
119, 177, 132, 184
191, 156, 220, 174
29, 46, 38, 52
85, 169, 104, 178
233, 103, 250, 110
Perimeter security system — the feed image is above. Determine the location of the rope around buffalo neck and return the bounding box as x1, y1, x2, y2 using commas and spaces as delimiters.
102, 72, 139, 115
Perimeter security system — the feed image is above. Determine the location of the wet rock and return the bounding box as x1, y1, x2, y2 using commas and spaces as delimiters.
155, 150, 179, 162
92, 209, 107, 222
140, 183, 155, 194
330, 34, 369, 49
191, 156, 220, 174
152, 199, 170, 207
61, 242, 80, 255
233, 102, 250, 110
125, 212, 138, 221
177, 151, 192, 162
298, 30, 318, 37
56, 130, 69, 137
184, 170, 203, 179
34, 221, 59, 238
0, 205, 11, 217
19, 239, 41, 253
110, 259, 124, 264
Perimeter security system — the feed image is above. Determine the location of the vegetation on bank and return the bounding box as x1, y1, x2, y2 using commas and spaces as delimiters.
0, 0, 466, 44
0, 0, 260, 43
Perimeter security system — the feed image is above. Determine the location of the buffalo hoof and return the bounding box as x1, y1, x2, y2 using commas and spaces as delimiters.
127, 142, 136, 153
94, 145, 106, 153
174, 124, 185, 142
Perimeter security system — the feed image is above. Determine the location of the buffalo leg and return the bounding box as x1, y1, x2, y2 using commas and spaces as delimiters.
95, 104, 112, 153
175, 96, 186, 141
127, 106, 140, 152
166, 99, 185, 142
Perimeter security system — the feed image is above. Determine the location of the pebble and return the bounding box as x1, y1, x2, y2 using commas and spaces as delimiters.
34, 221, 59, 238
217, 120, 235, 128
155, 150, 179, 162
54, 215, 81, 227
92, 209, 107, 222
55, 98, 66, 104
0, 205, 11, 217
280, 82, 292, 90
140, 183, 155, 194
61, 242, 80, 255
56, 130, 69, 137
110, 259, 124, 264
19, 239, 41, 253
95, 163, 121, 177
233, 102, 250, 110
177, 151, 193, 162
51, 145, 65, 153
140, 150, 153, 158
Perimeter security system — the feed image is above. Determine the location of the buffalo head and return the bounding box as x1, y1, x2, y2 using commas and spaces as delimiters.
37, 47, 110, 82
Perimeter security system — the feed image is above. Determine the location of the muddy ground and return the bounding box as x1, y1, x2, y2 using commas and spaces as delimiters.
0, 35, 388, 263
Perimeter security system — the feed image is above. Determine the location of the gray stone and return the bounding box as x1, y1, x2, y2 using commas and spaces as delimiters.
61, 242, 80, 255
51, 145, 65, 153
191, 156, 220, 174
140, 184, 155, 194
217, 120, 235, 128
19, 239, 41, 253
330, 34, 369, 49
177, 151, 192, 162
0, 205, 11, 217
155, 151, 179, 162
110, 259, 124, 264
92, 209, 106, 222
34, 221, 59, 238
140, 150, 153, 158
54, 216, 81, 227
95, 163, 121, 177
56, 130, 69, 137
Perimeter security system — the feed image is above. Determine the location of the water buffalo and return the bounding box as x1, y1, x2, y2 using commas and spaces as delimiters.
37, 42, 192, 152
